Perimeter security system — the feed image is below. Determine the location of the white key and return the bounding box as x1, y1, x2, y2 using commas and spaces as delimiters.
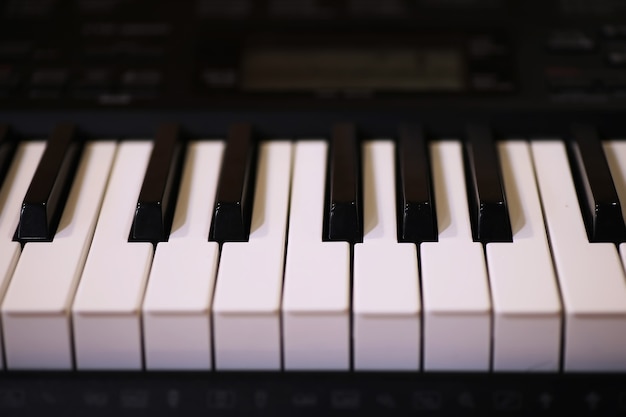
486, 141, 561, 372
142, 141, 223, 370
72, 141, 154, 370
213, 141, 292, 370
532, 141, 626, 371
603, 140, 626, 270
2, 142, 116, 370
282, 141, 351, 370
353, 141, 420, 370
0, 142, 45, 369
420, 141, 491, 371
604, 141, 626, 225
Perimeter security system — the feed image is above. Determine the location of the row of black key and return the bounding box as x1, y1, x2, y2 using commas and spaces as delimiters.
2, 121, 625, 246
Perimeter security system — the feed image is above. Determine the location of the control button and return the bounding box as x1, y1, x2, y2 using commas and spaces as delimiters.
606, 46, 626, 67
457, 391, 476, 410
412, 390, 442, 411
72, 69, 113, 99
28, 89, 63, 100
602, 25, 626, 39
166, 389, 181, 409
375, 393, 397, 409
547, 30, 595, 53
74, 69, 112, 88
547, 76, 596, 94
0, 67, 20, 90
492, 390, 523, 412
83, 45, 116, 60
331, 390, 360, 410
253, 390, 268, 409
0, 389, 26, 408
30, 69, 68, 88
469, 36, 510, 58
584, 392, 601, 412
120, 70, 161, 100
31, 46, 61, 61
116, 42, 165, 60
83, 391, 109, 408
28, 69, 68, 100
119, 390, 149, 409
201, 68, 237, 88
291, 392, 318, 408
77, 0, 120, 15
537, 392, 554, 411
196, 0, 253, 18
206, 390, 236, 409
348, 0, 407, 17
116, 89, 159, 100
5, 0, 56, 17
121, 70, 162, 87
126, 44, 164, 60
0, 41, 32, 60
38, 391, 63, 407
470, 72, 514, 92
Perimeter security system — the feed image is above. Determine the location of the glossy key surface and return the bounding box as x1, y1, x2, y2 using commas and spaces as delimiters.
396, 124, 437, 243
131, 123, 185, 243
567, 124, 626, 243
17, 124, 83, 241
464, 124, 512, 243
210, 123, 257, 242
325, 123, 362, 243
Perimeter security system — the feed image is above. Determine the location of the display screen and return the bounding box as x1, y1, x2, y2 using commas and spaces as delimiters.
242, 47, 464, 92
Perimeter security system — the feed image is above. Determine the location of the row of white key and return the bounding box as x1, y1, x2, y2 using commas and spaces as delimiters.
1, 138, 626, 371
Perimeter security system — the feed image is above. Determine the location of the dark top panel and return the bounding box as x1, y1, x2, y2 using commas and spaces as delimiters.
0, 0, 625, 112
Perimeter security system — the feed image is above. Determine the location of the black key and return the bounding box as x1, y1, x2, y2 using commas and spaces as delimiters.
567, 124, 626, 243
209, 123, 257, 242
463, 124, 512, 243
130, 123, 186, 243
0, 125, 17, 190
324, 123, 362, 243
396, 124, 437, 243
17, 124, 83, 241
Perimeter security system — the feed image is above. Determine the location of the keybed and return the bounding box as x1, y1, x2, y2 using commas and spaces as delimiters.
1, 124, 626, 373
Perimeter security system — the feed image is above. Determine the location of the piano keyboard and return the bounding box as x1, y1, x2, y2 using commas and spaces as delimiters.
1, 123, 626, 373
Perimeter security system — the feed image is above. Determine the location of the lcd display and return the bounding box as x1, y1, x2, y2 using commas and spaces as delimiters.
242, 47, 464, 91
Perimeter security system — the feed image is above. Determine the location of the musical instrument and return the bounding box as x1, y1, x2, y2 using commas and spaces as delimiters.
2, 0, 626, 415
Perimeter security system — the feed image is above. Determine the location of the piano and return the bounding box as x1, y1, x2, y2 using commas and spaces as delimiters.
2, 0, 626, 415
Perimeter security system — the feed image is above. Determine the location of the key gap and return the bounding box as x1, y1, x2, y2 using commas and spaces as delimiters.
209, 242, 225, 371
349, 243, 354, 372
527, 139, 566, 373
481, 243, 495, 373
278, 140, 296, 372
137, 246, 158, 372
416, 243, 424, 372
